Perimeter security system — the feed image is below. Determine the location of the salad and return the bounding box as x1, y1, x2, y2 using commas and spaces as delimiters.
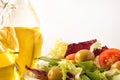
26, 39, 120, 80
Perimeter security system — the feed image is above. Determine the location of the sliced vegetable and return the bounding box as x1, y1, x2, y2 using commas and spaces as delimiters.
99, 48, 120, 69
66, 53, 75, 60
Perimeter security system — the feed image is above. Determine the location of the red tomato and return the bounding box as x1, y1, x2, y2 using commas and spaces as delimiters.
99, 48, 120, 69
66, 53, 75, 60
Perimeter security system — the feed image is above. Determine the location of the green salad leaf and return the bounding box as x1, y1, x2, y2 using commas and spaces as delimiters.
76, 61, 97, 72
76, 61, 108, 80
81, 75, 90, 80
49, 39, 68, 59
86, 70, 100, 80
35, 56, 61, 71
59, 60, 82, 80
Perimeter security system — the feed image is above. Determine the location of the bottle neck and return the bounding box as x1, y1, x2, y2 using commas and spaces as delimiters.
16, 0, 29, 8
13, 0, 40, 27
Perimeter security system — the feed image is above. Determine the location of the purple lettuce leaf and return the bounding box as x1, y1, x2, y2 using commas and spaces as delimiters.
93, 46, 108, 57
65, 39, 97, 57
66, 72, 75, 80
25, 65, 48, 80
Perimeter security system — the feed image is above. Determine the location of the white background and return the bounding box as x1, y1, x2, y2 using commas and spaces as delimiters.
33, 0, 120, 55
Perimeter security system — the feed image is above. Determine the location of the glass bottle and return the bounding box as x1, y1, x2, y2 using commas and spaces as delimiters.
0, 0, 19, 80
0, 0, 19, 51
0, 0, 43, 79
13, 0, 43, 79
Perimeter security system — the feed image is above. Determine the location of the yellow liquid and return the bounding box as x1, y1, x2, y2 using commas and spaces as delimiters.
0, 52, 19, 80
14, 27, 43, 78
0, 27, 43, 80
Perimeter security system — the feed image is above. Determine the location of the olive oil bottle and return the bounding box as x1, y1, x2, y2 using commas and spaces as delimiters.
0, 0, 43, 79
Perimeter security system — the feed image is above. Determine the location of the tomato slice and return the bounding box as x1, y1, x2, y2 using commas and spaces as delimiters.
99, 48, 120, 69
66, 53, 75, 60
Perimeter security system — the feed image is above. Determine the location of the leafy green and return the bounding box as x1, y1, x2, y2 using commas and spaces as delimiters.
49, 39, 68, 59
36, 56, 61, 62
76, 61, 108, 80
59, 60, 68, 80
59, 60, 82, 80
81, 75, 90, 80
112, 74, 120, 80
90, 41, 102, 52
76, 61, 97, 72
105, 69, 120, 77
86, 70, 100, 80
35, 56, 61, 71
35, 57, 119, 80
100, 72, 108, 80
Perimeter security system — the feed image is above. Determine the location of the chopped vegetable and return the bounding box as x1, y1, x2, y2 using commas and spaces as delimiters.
99, 48, 120, 69
66, 53, 75, 60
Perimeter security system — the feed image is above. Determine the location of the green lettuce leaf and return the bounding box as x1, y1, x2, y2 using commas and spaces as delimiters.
76, 61, 108, 80
59, 60, 82, 80
49, 39, 68, 59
